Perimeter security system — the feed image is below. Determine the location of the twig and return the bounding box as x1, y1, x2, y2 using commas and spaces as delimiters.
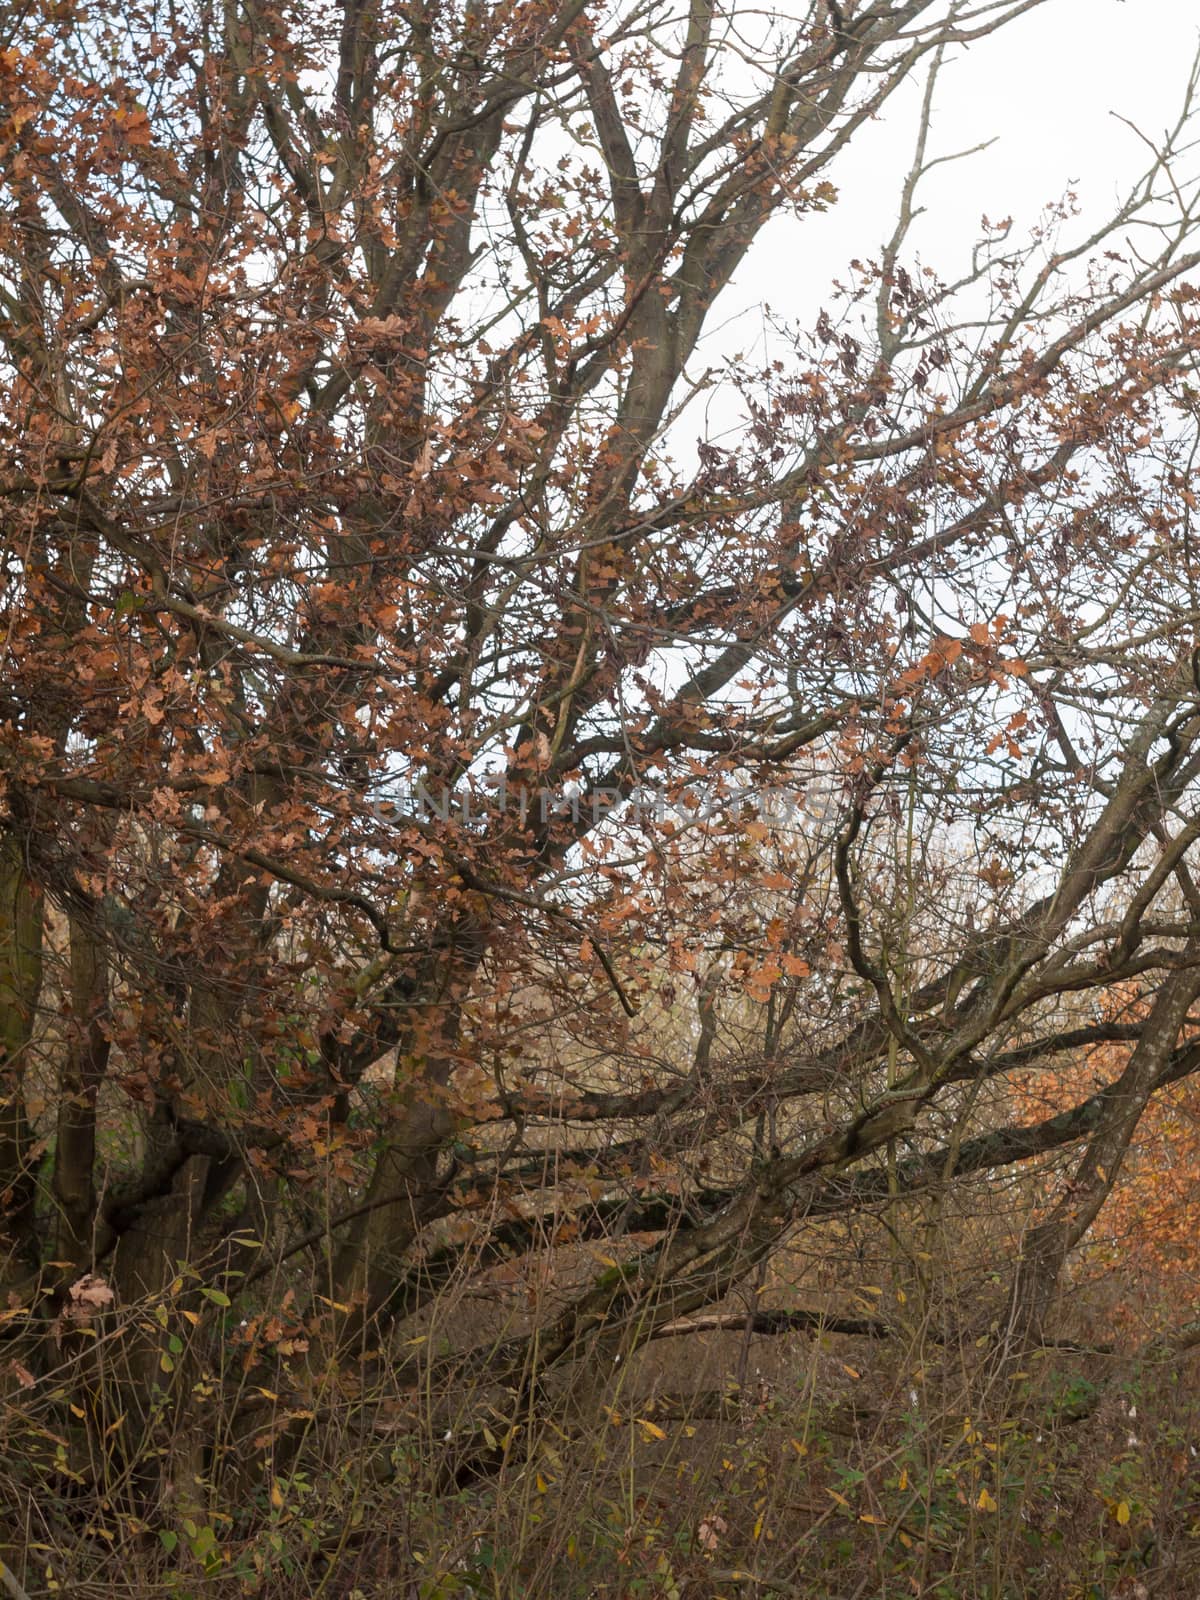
0, 1560, 32, 1600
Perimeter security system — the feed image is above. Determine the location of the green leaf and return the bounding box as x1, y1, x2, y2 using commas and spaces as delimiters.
200, 1287, 231, 1307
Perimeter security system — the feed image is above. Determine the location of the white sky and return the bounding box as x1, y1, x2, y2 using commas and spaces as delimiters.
721, 0, 1200, 348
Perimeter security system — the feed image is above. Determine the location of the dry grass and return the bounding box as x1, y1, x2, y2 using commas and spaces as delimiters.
6, 1206, 1200, 1600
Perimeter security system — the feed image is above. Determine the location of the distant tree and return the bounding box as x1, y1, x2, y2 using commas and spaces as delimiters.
3, 0, 1200, 1543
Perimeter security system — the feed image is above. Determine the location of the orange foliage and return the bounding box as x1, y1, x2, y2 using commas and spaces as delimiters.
1013, 986, 1200, 1326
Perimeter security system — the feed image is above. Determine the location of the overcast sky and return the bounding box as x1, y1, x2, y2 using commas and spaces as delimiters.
720, 0, 1200, 351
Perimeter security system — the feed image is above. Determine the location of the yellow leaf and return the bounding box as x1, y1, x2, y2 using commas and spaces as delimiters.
636, 1418, 666, 1441
859, 1514, 887, 1526
753, 1511, 764, 1540
535, 1473, 548, 1494
841, 1364, 861, 1380
828, 1489, 851, 1510
977, 1488, 997, 1513
270, 1481, 285, 1510
898, 1467, 908, 1491
1116, 1500, 1131, 1526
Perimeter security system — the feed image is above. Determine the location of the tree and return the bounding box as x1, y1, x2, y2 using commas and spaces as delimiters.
4, 0, 1200, 1562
